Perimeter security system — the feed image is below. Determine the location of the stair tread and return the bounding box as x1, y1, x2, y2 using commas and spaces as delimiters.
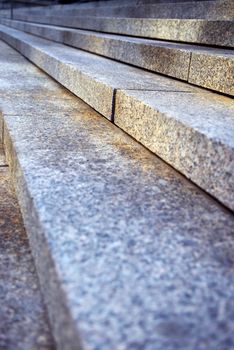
1, 18, 233, 95
1, 40, 234, 350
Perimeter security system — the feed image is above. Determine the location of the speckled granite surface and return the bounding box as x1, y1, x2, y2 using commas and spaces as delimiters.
189, 51, 234, 96
1, 18, 233, 96
0, 25, 201, 119
0, 19, 191, 81
8, 0, 234, 19
0, 149, 54, 350
0, 39, 234, 350
11, 14, 234, 47
115, 89, 234, 211
15, 0, 234, 19
4, 94, 234, 350
1, 37, 234, 350
0, 27, 232, 206
0, 147, 6, 165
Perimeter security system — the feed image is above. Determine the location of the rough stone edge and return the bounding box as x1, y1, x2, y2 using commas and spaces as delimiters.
0, 28, 114, 120
1, 18, 234, 96
2, 118, 84, 350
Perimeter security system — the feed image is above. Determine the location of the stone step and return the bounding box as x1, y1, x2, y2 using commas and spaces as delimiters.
14, 0, 233, 19
1, 18, 233, 96
0, 147, 55, 350
11, 13, 234, 47
1, 39, 234, 350
0, 24, 233, 210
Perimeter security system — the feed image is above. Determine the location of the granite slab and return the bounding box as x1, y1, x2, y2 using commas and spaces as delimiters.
1, 18, 233, 95
0, 28, 233, 208
189, 51, 234, 96
0, 25, 201, 120
0, 163, 54, 350
12, 13, 234, 47
3, 90, 234, 350
0, 19, 191, 81
1, 38, 234, 350
115, 89, 234, 211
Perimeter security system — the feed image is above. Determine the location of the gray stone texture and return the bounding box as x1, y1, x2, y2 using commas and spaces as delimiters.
115, 89, 234, 211
42, 0, 234, 19
0, 151, 54, 350
0, 146, 5, 165
0, 24, 199, 119
12, 13, 234, 47
1, 18, 233, 95
189, 51, 234, 95
0, 26, 233, 209
1, 40, 234, 350
10, 0, 234, 19
1, 19, 191, 81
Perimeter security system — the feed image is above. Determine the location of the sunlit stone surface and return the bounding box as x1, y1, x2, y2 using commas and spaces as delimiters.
0, 40, 234, 350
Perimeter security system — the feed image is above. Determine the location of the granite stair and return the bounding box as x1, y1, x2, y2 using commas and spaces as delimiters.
0, 1, 234, 349
1, 39, 234, 350
0, 18, 233, 95
0, 24, 233, 211
7, 5, 234, 48
9, 0, 234, 20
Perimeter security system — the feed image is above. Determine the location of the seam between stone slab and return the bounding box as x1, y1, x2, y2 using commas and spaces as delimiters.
2, 32, 230, 196
111, 88, 117, 123
110, 87, 199, 123
0, 37, 188, 121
